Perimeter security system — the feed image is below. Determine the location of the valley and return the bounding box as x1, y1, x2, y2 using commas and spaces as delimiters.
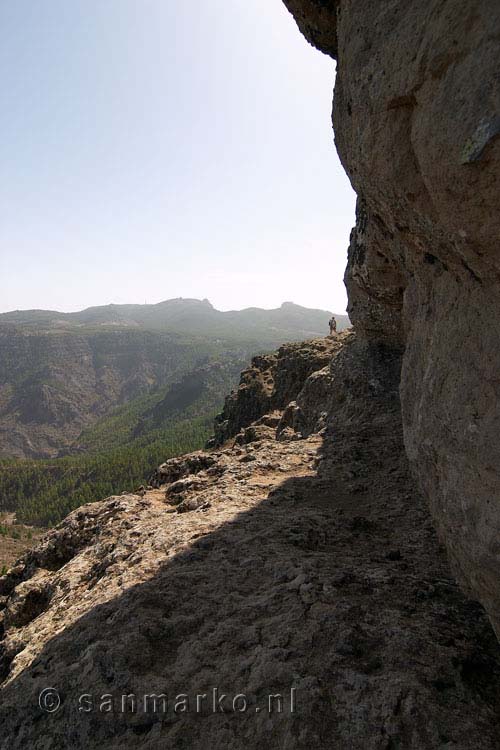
0, 298, 348, 528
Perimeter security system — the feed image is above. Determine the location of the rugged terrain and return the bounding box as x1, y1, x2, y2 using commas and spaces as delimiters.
0, 1, 498, 746
0, 514, 43, 573
0, 332, 500, 747
0, 299, 347, 459
282, 1, 500, 639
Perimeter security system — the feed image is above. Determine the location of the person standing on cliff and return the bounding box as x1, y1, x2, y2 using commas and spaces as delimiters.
328, 316, 337, 337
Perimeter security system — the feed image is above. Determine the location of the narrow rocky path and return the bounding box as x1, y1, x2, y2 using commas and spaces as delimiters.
0, 334, 499, 748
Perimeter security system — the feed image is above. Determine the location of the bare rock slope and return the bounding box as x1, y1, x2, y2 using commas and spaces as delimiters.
1, 333, 500, 748
282, 0, 500, 637
211, 337, 338, 447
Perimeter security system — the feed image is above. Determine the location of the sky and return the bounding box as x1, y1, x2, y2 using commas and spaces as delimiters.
0, 0, 356, 315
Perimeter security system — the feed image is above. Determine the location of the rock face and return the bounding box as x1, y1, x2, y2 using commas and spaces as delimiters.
282, 1, 500, 636
212, 338, 341, 446
1, 332, 500, 747
1, 4, 499, 745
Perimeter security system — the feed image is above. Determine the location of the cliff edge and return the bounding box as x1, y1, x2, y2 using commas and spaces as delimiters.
0, 1, 499, 745
1, 333, 500, 748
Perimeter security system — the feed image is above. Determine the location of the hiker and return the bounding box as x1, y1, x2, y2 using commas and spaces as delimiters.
328, 316, 337, 336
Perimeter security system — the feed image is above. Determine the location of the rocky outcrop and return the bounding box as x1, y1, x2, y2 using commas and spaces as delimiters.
282, 1, 500, 637
0, 4, 498, 745
150, 451, 217, 488
212, 337, 341, 446
1, 332, 500, 747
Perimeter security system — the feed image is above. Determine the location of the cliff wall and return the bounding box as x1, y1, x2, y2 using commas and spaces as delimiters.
283, 0, 500, 636
0, 4, 499, 745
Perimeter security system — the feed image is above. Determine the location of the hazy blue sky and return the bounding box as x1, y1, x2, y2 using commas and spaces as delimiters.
0, 0, 355, 314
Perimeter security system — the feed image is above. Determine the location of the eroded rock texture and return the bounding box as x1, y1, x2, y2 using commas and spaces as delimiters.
1, 333, 500, 748
212, 337, 341, 446
0, 3, 499, 746
283, 0, 500, 635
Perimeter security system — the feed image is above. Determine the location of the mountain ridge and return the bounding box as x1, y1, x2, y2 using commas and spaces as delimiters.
0, 298, 349, 340
0, 299, 349, 460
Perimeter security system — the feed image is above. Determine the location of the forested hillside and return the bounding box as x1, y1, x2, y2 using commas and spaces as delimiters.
0, 415, 212, 527
0, 357, 244, 526
0, 298, 347, 460
0, 329, 247, 459
0, 298, 349, 526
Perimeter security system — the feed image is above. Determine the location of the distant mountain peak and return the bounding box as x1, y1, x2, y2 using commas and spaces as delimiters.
0, 298, 349, 343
